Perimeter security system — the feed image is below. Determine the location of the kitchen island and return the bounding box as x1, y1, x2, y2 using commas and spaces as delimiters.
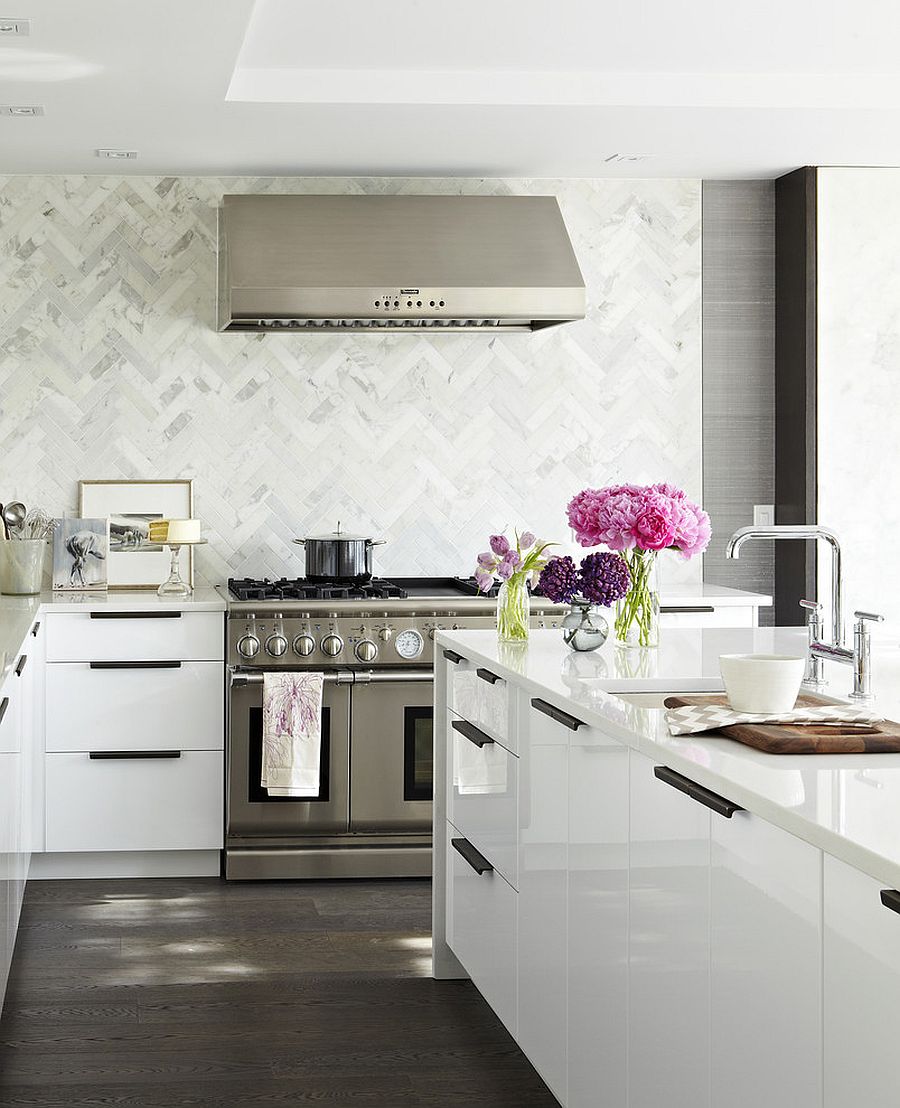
433, 627, 900, 1108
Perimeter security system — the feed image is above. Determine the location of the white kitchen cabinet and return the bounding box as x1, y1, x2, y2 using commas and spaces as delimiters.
518, 692, 570, 1106
823, 855, 900, 1108
445, 650, 514, 751
446, 820, 517, 1034
44, 610, 223, 662
46, 661, 224, 753
629, 752, 711, 1108
568, 722, 628, 1108
710, 806, 822, 1108
0, 672, 21, 1007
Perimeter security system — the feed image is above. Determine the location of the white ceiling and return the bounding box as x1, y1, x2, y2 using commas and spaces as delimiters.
2, 0, 900, 178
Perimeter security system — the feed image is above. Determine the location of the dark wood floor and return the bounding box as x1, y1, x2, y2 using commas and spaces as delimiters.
0, 877, 557, 1107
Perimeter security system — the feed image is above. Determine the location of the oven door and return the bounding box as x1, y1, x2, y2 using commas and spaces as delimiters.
228, 671, 351, 836
349, 672, 433, 833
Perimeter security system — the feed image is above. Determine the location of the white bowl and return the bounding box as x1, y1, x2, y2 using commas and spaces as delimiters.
718, 654, 806, 715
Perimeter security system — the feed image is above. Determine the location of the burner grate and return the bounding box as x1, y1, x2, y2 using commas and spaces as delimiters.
228, 577, 409, 602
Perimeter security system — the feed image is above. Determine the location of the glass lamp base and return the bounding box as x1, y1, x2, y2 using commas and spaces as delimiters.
157, 544, 192, 598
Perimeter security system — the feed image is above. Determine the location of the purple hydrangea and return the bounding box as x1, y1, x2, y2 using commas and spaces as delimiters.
578, 551, 631, 607
538, 556, 580, 604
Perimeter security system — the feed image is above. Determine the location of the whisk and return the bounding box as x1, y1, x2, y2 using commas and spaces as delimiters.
20, 506, 54, 540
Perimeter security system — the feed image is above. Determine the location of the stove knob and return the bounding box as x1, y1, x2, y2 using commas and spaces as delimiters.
237, 633, 260, 659
265, 632, 288, 658
321, 633, 344, 658
378, 626, 393, 642
293, 633, 316, 658
355, 638, 378, 663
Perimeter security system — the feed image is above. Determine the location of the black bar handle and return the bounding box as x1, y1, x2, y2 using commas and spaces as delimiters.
89, 611, 182, 620
0, 698, 7, 727
31, 621, 40, 638
89, 661, 182, 670
659, 606, 716, 614
531, 697, 584, 732
442, 649, 465, 665
880, 889, 900, 916
451, 718, 495, 748
14, 655, 27, 677
451, 837, 493, 875
89, 750, 182, 760
654, 765, 745, 818
476, 667, 502, 685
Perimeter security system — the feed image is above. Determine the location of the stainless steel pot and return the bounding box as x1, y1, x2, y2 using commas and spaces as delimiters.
293, 522, 386, 582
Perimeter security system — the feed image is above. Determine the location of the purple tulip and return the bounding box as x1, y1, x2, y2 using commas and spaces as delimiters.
496, 560, 514, 581
475, 568, 495, 593
489, 534, 510, 557
502, 550, 521, 569
477, 552, 496, 569
519, 531, 536, 551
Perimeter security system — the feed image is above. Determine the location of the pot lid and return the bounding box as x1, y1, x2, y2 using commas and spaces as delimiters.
302, 520, 374, 542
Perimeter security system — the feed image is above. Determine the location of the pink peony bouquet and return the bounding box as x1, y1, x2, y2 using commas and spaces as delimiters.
566, 483, 710, 560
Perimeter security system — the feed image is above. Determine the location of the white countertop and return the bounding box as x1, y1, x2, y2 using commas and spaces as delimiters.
657, 582, 771, 607
436, 626, 900, 891
0, 584, 225, 683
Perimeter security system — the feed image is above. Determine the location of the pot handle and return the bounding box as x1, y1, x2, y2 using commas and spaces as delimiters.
367, 540, 387, 547
292, 538, 306, 546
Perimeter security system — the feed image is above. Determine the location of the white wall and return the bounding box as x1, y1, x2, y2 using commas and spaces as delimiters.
817, 168, 900, 642
0, 175, 702, 585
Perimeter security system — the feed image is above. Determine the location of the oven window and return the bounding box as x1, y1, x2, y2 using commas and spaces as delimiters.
247, 706, 331, 803
403, 707, 433, 801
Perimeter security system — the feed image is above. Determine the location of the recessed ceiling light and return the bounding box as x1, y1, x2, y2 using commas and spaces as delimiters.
604, 153, 655, 164
95, 148, 138, 160
0, 17, 29, 35
0, 105, 44, 116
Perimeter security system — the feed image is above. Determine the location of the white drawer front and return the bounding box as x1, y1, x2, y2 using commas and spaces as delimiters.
45, 611, 223, 663
0, 677, 20, 755
449, 713, 518, 888
660, 606, 756, 629
446, 655, 513, 752
45, 750, 223, 852
46, 661, 224, 753
446, 821, 517, 1035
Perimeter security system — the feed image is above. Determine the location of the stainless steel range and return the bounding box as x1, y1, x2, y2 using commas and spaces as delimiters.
225, 575, 561, 880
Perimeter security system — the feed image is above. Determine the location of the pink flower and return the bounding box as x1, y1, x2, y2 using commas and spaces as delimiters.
672, 501, 712, 559
633, 493, 677, 551
489, 534, 510, 556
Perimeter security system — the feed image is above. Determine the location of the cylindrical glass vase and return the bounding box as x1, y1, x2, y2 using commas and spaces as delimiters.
614, 550, 660, 649
0, 539, 46, 595
496, 577, 530, 643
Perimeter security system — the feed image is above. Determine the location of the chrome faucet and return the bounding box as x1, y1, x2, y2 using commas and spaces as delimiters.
808, 609, 884, 700
725, 525, 844, 646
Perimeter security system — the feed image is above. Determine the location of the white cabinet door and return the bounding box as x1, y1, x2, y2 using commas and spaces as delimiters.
568, 723, 628, 1108
518, 693, 570, 1106
44, 610, 223, 662
711, 806, 822, 1108
629, 753, 711, 1108
824, 855, 900, 1108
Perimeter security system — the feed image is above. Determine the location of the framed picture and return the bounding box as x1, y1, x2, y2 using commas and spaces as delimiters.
52, 518, 109, 592
78, 479, 194, 591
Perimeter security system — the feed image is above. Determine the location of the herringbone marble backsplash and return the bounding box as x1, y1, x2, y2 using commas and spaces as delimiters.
0, 175, 702, 585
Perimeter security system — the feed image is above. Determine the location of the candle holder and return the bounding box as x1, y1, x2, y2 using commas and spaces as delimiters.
158, 539, 206, 598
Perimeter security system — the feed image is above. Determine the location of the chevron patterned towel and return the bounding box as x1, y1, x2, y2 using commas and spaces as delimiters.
666, 702, 883, 736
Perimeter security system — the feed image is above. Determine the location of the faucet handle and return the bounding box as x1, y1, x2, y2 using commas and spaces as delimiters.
855, 611, 884, 626
800, 599, 823, 612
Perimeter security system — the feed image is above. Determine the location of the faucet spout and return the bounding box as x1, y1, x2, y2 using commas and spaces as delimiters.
724, 525, 843, 646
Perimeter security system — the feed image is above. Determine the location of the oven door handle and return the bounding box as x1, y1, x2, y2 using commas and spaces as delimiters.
229, 669, 433, 687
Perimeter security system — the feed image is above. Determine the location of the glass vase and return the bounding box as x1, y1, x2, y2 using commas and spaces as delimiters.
496, 576, 530, 643
614, 550, 660, 649
562, 601, 609, 652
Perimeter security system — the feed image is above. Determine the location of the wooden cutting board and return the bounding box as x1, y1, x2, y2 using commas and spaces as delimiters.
663, 693, 900, 754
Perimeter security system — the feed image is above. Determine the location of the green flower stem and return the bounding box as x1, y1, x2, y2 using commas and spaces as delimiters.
614, 550, 659, 648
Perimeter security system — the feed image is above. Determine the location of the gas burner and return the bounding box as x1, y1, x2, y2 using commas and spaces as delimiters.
228, 576, 409, 602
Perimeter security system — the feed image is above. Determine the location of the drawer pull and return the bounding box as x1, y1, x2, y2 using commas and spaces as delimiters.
476, 667, 502, 685
89, 661, 183, 670
880, 889, 900, 916
0, 698, 7, 726
653, 765, 744, 818
452, 837, 493, 875
89, 611, 183, 620
14, 654, 27, 677
442, 649, 465, 665
31, 621, 40, 638
451, 718, 494, 748
531, 697, 584, 731
89, 750, 182, 760
659, 606, 716, 614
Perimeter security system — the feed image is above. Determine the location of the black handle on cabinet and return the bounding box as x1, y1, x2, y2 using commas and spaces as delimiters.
442, 649, 465, 665
451, 718, 495, 749
452, 837, 493, 875
89, 611, 182, 620
880, 889, 900, 916
659, 606, 716, 614
653, 765, 745, 818
476, 667, 502, 685
89, 661, 182, 670
14, 655, 26, 677
531, 697, 584, 732
89, 750, 182, 760
0, 698, 7, 726
31, 621, 40, 638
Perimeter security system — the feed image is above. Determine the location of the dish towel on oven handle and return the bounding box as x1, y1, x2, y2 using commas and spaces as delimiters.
665, 702, 883, 736
261, 671, 324, 796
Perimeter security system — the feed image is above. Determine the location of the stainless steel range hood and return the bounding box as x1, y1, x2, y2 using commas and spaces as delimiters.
216, 194, 585, 334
